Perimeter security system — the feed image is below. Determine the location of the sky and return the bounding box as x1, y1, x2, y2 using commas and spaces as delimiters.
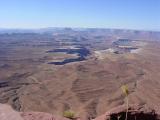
0, 0, 160, 30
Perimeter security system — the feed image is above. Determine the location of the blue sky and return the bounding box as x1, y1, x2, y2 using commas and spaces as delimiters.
0, 0, 160, 30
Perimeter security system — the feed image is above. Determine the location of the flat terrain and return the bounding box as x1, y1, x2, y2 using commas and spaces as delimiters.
0, 29, 160, 119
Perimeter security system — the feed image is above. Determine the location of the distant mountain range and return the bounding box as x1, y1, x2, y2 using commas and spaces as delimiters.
0, 27, 159, 33
0, 27, 160, 41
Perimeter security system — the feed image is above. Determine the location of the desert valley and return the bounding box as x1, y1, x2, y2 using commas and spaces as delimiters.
0, 28, 160, 119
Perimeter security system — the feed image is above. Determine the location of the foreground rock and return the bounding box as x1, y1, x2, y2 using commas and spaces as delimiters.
21, 112, 70, 120
0, 104, 23, 120
0, 103, 69, 120
1, 103, 160, 120
94, 104, 160, 120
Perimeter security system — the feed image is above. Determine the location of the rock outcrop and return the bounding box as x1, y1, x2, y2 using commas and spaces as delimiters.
0, 103, 69, 120
94, 104, 160, 120
0, 103, 23, 120
1, 103, 160, 120
21, 112, 70, 120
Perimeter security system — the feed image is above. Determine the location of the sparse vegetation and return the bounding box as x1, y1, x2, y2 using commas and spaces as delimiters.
121, 85, 129, 120
63, 110, 75, 119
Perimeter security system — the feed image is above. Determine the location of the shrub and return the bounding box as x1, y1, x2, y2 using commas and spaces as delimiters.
121, 85, 129, 120
63, 110, 75, 119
